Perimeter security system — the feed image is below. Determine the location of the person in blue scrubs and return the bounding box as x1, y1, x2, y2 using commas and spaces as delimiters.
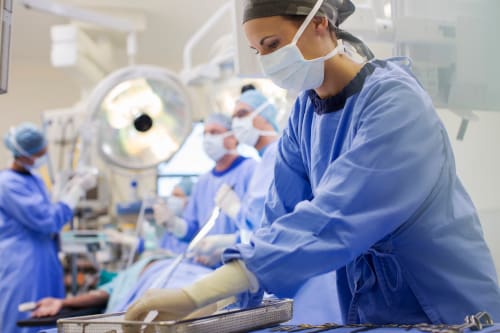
126, 0, 500, 325
219, 87, 341, 325
0, 122, 93, 333
225, 87, 281, 234
158, 177, 195, 254
154, 113, 256, 267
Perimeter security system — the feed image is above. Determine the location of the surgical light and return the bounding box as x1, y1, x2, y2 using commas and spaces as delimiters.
86, 65, 193, 170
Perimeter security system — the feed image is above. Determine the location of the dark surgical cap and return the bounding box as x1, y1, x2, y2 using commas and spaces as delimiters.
243, 0, 355, 27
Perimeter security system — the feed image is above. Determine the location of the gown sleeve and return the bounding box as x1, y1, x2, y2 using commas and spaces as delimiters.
2, 175, 73, 234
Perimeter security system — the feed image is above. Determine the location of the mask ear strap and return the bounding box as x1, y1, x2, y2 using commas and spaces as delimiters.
292, 0, 325, 44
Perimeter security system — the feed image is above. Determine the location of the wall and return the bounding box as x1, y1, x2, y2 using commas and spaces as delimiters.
0, 61, 81, 164
437, 110, 500, 276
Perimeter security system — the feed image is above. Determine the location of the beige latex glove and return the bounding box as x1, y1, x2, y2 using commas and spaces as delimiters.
124, 261, 258, 331
215, 184, 241, 220
153, 203, 187, 238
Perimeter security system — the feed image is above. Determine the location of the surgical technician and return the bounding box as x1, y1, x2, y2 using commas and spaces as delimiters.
154, 113, 256, 268
0, 122, 95, 333
126, 0, 500, 325
190, 89, 281, 274
159, 177, 195, 254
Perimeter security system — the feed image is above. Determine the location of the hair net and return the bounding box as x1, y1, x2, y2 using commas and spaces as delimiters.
238, 89, 279, 132
176, 177, 195, 197
4, 122, 47, 157
205, 113, 233, 130
243, 0, 354, 26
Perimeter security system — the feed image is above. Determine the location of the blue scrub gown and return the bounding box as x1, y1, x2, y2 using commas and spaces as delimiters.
0, 170, 73, 333
239, 142, 279, 232
225, 58, 500, 325
181, 156, 256, 244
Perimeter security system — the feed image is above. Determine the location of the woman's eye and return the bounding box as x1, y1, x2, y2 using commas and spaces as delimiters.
267, 40, 280, 50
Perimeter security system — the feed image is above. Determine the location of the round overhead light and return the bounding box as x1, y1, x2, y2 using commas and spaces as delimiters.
87, 65, 193, 170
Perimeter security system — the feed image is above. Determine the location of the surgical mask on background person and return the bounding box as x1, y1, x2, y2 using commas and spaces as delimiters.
258, 0, 350, 92
232, 102, 277, 147
167, 196, 186, 217
27, 154, 48, 171
203, 132, 232, 162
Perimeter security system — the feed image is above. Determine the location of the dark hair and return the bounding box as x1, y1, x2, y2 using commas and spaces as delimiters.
241, 84, 257, 94
282, 15, 375, 60
283, 15, 338, 34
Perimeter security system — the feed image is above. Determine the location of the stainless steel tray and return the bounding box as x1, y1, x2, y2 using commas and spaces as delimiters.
57, 299, 293, 333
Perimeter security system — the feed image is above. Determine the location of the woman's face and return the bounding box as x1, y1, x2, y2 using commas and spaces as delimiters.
243, 15, 332, 59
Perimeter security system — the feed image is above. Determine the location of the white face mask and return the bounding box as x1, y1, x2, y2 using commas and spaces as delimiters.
31, 154, 48, 169
258, 0, 356, 92
232, 102, 277, 147
203, 132, 233, 162
168, 196, 186, 217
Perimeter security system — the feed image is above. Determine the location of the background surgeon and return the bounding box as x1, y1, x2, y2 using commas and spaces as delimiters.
125, 0, 500, 325
154, 113, 256, 268
0, 122, 95, 333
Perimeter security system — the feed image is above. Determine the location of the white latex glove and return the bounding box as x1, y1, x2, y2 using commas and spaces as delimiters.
104, 229, 139, 248
59, 184, 84, 210
191, 234, 238, 267
215, 184, 241, 220
71, 170, 98, 191
153, 203, 188, 238
124, 261, 257, 327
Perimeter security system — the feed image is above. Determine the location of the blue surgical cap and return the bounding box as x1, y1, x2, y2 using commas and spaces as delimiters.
238, 90, 279, 132
4, 122, 47, 157
205, 113, 232, 130
176, 177, 194, 197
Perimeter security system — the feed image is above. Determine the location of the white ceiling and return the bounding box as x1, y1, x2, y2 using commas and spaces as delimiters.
12, 0, 232, 71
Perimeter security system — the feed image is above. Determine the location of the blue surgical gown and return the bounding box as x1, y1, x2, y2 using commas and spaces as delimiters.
181, 156, 256, 243
224, 59, 500, 324
0, 170, 73, 333
238, 142, 279, 232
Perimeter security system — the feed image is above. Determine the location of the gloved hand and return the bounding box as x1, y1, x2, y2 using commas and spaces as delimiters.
124, 261, 257, 328
190, 234, 238, 267
58, 169, 97, 210
215, 184, 241, 220
31, 298, 64, 318
124, 289, 197, 324
104, 229, 139, 248
153, 203, 188, 238
59, 183, 85, 210
70, 169, 98, 192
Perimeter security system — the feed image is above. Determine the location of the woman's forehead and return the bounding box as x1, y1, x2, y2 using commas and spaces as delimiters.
244, 16, 295, 40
